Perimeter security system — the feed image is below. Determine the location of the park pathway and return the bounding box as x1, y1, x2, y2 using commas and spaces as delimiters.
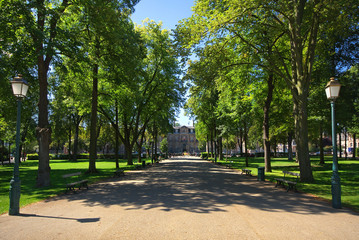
0, 156, 359, 240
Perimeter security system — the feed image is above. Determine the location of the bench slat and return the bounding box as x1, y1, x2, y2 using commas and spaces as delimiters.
275, 171, 300, 192
63, 172, 88, 192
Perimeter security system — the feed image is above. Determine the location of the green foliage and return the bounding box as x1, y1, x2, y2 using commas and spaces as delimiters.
26, 153, 39, 160
160, 138, 168, 154
201, 152, 209, 159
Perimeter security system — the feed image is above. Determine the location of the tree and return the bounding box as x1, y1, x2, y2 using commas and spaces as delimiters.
175, 0, 359, 182
99, 20, 184, 165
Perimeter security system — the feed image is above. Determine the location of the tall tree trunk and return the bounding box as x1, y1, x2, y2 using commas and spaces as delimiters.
263, 73, 274, 172
244, 121, 248, 167
124, 131, 133, 165
1, 140, 4, 165
73, 118, 80, 161
19, 118, 30, 163
34, 0, 70, 186
338, 127, 342, 158
219, 137, 223, 160
293, 93, 314, 182
287, 0, 319, 182
210, 130, 214, 158
154, 126, 158, 161
8, 142, 11, 162
288, 131, 293, 161
319, 124, 325, 164
239, 128, 243, 155
115, 103, 119, 168
206, 135, 209, 153
68, 126, 72, 160
344, 129, 347, 160
36, 61, 51, 187
88, 62, 99, 173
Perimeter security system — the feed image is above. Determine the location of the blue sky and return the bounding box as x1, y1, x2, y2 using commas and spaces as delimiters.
131, 0, 195, 126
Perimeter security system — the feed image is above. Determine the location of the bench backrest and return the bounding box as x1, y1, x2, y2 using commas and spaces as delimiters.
62, 172, 82, 178
283, 171, 300, 177
283, 171, 300, 181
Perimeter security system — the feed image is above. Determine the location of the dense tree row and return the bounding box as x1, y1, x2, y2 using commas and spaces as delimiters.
0, 1, 184, 186
174, 0, 359, 182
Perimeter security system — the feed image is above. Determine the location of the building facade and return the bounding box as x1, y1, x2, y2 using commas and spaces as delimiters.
167, 126, 199, 154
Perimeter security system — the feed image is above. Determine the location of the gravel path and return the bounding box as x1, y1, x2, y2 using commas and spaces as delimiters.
1, 157, 358, 240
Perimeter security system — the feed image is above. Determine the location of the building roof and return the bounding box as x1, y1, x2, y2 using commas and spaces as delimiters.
173, 125, 195, 129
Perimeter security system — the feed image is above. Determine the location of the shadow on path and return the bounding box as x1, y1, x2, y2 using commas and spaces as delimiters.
18, 213, 100, 223
55, 157, 358, 216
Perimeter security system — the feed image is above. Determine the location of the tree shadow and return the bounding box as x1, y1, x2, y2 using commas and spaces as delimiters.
51, 158, 359, 216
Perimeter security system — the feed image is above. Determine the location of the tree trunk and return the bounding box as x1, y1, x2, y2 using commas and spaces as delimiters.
244, 121, 248, 167
8, 142, 11, 162
73, 118, 80, 161
1, 140, 4, 165
206, 135, 209, 153
219, 137, 223, 160
124, 133, 133, 165
68, 126, 72, 160
115, 103, 119, 168
88, 62, 99, 173
239, 128, 243, 155
319, 124, 325, 164
154, 129, 158, 162
293, 93, 314, 182
19, 118, 30, 163
263, 73, 274, 172
338, 127, 342, 158
210, 130, 214, 158
36, 62, 51, 187
288, 132, 293, 161
344, 129, 347, 160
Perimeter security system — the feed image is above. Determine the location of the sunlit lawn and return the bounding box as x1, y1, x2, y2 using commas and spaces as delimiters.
2, 156, 358, 215
0, 158, 149, 215
215, 156, 359, 212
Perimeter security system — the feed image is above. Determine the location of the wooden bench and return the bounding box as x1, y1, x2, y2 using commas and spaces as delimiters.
241, 169, 252, 176
275, 171, 300, 192
62, 172, 88, 192
113, 169, 125, 177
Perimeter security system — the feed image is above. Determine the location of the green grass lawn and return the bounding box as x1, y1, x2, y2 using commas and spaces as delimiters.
2, 156, 358, 214
216, 156, 359, 212
0, 158, 149, 215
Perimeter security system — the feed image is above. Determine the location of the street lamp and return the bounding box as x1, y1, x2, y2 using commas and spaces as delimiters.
9, 74, 29, 215
325, 77, 341, 209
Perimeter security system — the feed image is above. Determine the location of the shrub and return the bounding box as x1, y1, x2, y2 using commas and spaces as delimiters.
27, 153, 39, 160
201, 152, 208, 159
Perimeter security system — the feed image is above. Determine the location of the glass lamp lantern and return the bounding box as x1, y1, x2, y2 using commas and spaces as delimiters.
11, 74, 29, 98
325, 77, 341, 100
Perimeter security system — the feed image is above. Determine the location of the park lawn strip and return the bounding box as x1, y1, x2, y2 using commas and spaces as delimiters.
215, 156, 359, 212
0, 158, 149, 215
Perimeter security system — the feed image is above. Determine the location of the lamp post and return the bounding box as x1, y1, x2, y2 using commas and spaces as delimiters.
9, 74, 29, 215
325, 77, 341, 209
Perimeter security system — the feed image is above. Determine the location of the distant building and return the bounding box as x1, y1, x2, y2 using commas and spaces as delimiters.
167, 126, 199, 154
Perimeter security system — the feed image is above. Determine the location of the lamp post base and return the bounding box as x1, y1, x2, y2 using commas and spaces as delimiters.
9, 178, 21, 215
331, 172, 341, 209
